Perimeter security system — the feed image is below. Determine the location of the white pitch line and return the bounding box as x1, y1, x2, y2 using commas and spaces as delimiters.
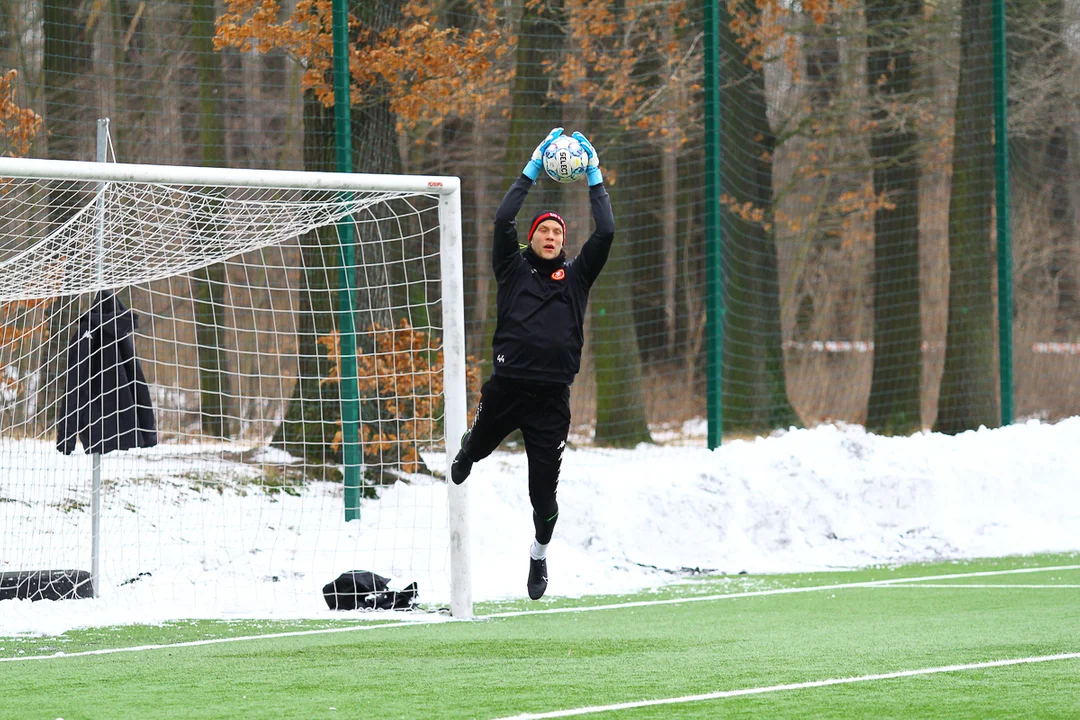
481, 564, 1080, 619
0, 617, 451, 663
873, 584, 1080, 589
4, 563, 1078, 663
491, 652, 1080, 719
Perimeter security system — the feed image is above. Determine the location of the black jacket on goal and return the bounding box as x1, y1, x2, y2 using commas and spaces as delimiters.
56, 290, 158, 455
491, 174, 615, 385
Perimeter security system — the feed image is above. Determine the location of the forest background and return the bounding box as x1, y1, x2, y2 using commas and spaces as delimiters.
1, 0, 1078, 456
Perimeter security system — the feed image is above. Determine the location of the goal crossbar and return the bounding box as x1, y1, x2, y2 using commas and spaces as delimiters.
0, 157, 460, 195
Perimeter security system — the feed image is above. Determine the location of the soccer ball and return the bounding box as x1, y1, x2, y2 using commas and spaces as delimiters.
543, 135, 588, 184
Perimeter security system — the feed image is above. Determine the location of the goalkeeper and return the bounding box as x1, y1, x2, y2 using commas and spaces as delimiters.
450, 127, 614, 601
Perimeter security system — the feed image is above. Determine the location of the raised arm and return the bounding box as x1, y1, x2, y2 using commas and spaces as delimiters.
492, 128, 564, 278
492, 175, 532, 277
571, 132, 615, 287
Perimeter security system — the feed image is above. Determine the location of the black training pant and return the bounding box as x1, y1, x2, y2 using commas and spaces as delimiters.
461, 374, 571, 544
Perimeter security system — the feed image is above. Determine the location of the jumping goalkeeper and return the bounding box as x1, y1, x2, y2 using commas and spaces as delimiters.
450, 127, 614, 601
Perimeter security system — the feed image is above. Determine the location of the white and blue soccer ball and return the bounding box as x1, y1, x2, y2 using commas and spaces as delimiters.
543, 135, 588, 184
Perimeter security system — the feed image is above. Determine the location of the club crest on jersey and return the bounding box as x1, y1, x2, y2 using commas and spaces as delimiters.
551, 268, 565, 281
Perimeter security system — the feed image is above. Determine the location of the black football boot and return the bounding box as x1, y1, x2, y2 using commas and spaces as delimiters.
450, 433, 473, 485
527, 556, 548, 600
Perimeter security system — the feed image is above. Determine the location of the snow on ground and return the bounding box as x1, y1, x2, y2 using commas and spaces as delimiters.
2, 418, 1080, 636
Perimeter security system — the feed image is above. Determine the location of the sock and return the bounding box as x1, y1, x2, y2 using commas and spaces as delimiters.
530, 539, 548, 560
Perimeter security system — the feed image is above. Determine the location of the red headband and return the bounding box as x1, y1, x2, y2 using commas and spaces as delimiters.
527, 211, 566, 241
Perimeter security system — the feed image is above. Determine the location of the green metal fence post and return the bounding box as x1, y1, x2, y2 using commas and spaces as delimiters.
992, 0, 1013, 426
704, 0, 723, 449
333, 0, 362, 520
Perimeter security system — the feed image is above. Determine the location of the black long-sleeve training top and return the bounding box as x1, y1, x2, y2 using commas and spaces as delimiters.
490, 174, 615, 385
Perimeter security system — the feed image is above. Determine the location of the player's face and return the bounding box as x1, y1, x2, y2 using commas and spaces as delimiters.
531, 220, 564, 260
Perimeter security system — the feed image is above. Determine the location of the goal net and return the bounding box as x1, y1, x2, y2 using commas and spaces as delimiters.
0, 157, 471, 624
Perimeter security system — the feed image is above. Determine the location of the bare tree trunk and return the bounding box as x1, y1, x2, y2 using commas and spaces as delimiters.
935, 0, 998, 433
271, 92, 342, 463
470, 120, 491, 356
865, 0, 923, 434
681, 195, 705, 404
589, 0, 653, 446
1007, 0, 1075, 333
661, 142, 678, 358
719, 0, 799, 433
272, 0, 403, 464
41, 0, 94, 436
592, 140, 653, 446
660, 14, 679, 357
191, 0, 233, 440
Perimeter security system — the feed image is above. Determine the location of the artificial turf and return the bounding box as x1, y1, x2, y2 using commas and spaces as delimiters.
2, 554, 1077, 719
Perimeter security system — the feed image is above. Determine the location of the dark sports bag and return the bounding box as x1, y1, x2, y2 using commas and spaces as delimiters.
322, 570, 418, 611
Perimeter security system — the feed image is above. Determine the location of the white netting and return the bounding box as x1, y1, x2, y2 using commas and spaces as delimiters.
0, 169, 464, 624
0, 177, 425, 301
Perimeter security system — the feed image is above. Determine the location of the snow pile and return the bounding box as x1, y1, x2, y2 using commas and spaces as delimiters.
3, 418, 1079, 635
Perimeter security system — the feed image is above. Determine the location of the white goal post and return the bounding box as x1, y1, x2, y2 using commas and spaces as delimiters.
0, 156, 471, 620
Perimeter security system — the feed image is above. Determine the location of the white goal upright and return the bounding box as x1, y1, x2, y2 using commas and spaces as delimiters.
0, 156, 471, 621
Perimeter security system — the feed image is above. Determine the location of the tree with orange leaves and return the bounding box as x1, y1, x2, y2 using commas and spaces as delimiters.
0, 299, 49, 422
216, 0, 506, 466
215, 0, 510, 133
0, 70, 43, 157
317, 321, 481, 483
0, 70, 45, 422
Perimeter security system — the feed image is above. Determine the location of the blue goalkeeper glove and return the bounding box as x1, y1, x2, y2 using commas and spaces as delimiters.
572, 131, 603, 186
522, 127, 564, 181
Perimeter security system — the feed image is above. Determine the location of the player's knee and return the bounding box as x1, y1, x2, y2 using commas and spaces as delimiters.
531, 494, 558, 522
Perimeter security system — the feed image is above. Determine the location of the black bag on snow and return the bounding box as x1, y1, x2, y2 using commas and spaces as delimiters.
322, 570, 418, 611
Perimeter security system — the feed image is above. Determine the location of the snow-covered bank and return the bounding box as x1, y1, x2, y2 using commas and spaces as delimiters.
3, 419, 1079, 635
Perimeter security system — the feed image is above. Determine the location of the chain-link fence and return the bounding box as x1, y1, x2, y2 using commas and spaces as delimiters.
2, 0, 1078, 450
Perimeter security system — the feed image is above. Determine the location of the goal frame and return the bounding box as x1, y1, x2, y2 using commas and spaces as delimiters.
0, 156, 473, 619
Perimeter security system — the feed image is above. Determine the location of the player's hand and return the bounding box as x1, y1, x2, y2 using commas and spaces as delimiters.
522, 127, 563, 181
572, 132, 603, 186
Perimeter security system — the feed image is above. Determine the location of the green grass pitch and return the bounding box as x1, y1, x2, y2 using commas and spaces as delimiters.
2, 553, 1078, 719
